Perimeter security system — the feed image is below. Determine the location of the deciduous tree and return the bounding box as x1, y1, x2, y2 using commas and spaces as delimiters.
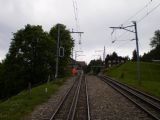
49, 24, 74, 77
150, 30, 160, 48
1, 24, 55, 97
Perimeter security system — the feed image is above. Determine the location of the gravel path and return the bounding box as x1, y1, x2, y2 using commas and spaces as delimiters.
87, 75, 153, 120
24, 77, 74, 120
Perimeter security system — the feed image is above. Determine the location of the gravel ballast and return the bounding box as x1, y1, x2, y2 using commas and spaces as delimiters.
25, 77, 74, 120
87, 75, 153, 120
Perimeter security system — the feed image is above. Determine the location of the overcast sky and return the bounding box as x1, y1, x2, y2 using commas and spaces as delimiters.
0, 0, 160, 63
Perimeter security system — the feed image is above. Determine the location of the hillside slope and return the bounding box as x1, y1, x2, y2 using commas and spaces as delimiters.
105, 62, 160, 98
0, 78, 66, 120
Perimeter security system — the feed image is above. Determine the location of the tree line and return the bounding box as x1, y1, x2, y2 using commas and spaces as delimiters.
86, 59, 103, 74
132, 29, 160, 62
87, 52, 128, 74
0, 23, 74, 99
87, 29, 160, 74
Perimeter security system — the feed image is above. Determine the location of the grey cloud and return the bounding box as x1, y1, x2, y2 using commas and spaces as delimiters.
0, 0, 160, 63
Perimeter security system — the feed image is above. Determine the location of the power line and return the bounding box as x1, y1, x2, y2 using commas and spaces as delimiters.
111, 36, 134, 49
138, 1, 160, 22
112, 0, 153, 40
122, 0, 153, 25
110, 25, 135, 44
72, 0, 82, 46
72, 0, 78, 29
112, 30, 132, 43
108, 1, 160, 64
110, 21, 141, 83
110, 1, 155, 49
74, 0, 79, 24
110, 0, 160, 50
112, 39, 135, 43
117, 41, 132, 48
72, 0, 80, 31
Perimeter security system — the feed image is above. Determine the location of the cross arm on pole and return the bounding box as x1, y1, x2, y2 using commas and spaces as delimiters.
122, 28, 135, 33
110, 21, 140, 83
70, 31, 84, 34
70, 30, 84, 45
110, 26, 135, 33
70, 29, 84, 34
123, 25, 135, 28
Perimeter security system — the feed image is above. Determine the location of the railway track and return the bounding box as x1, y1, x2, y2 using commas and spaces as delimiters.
99, 75, 160, 120
73, 75, 90, 120
50, 71, 90, 120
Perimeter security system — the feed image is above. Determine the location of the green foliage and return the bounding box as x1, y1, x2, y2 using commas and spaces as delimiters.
112, 52, 118, 59
49, 24, 74, 77
150, 30, 160, 48
106, 62, 160, 98
0, 24, 56, 98
141, 45, 160, 61
0, 78, 66, 120
132, 49, 137, 61
87, 59, 103, 74
141, 29, 160, 61
105, 52, 128, 68
0, 23, 74, 99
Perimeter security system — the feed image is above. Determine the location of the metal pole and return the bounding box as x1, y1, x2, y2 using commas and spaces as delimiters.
110, 22, 140, 84
75, 52, 77, 61
72, 48, 74, 60
103, 46, 105, 64
133, 21, 141, 84
75, 51, 83, 61
55, 25, 60, 79
72, 48, 74, 68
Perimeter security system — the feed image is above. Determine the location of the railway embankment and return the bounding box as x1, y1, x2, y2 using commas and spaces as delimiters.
87, 75, 154, 120
0, 77, 73, 120
105, 61, 160, 99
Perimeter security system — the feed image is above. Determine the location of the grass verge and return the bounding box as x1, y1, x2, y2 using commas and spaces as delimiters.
0, 78, 67, 120
105, 61, 160, 99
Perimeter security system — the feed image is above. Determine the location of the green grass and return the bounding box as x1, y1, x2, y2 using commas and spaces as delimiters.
105, 61, 160, 99
0, 78, 67, 120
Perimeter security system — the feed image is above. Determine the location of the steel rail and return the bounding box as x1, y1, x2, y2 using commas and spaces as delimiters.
71, 75, 91, 120
104, 76, 160, 105
50, 72, 90, 120
85, 76, 91, 120
67, 73, 82, 120
71, 76, 82, 120
99, 75, 160, 120
49, 75, 81, 120
103, 76, 160, 112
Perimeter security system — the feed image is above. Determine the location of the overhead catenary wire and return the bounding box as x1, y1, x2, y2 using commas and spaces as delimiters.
72, 0, 82, 47
122, 0, 153, 25
111, 37, 134, 47
72, 0, 79, 31
110, 0, 154, 44
111, 0, 160, 46
109, 0, 160, 72
110, 0, 160, 46
72, 0, 84, 61
74, 0, 79, 23
110, 28, 134, 44
138, 1, 160, 23
112, 39, 135, 43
